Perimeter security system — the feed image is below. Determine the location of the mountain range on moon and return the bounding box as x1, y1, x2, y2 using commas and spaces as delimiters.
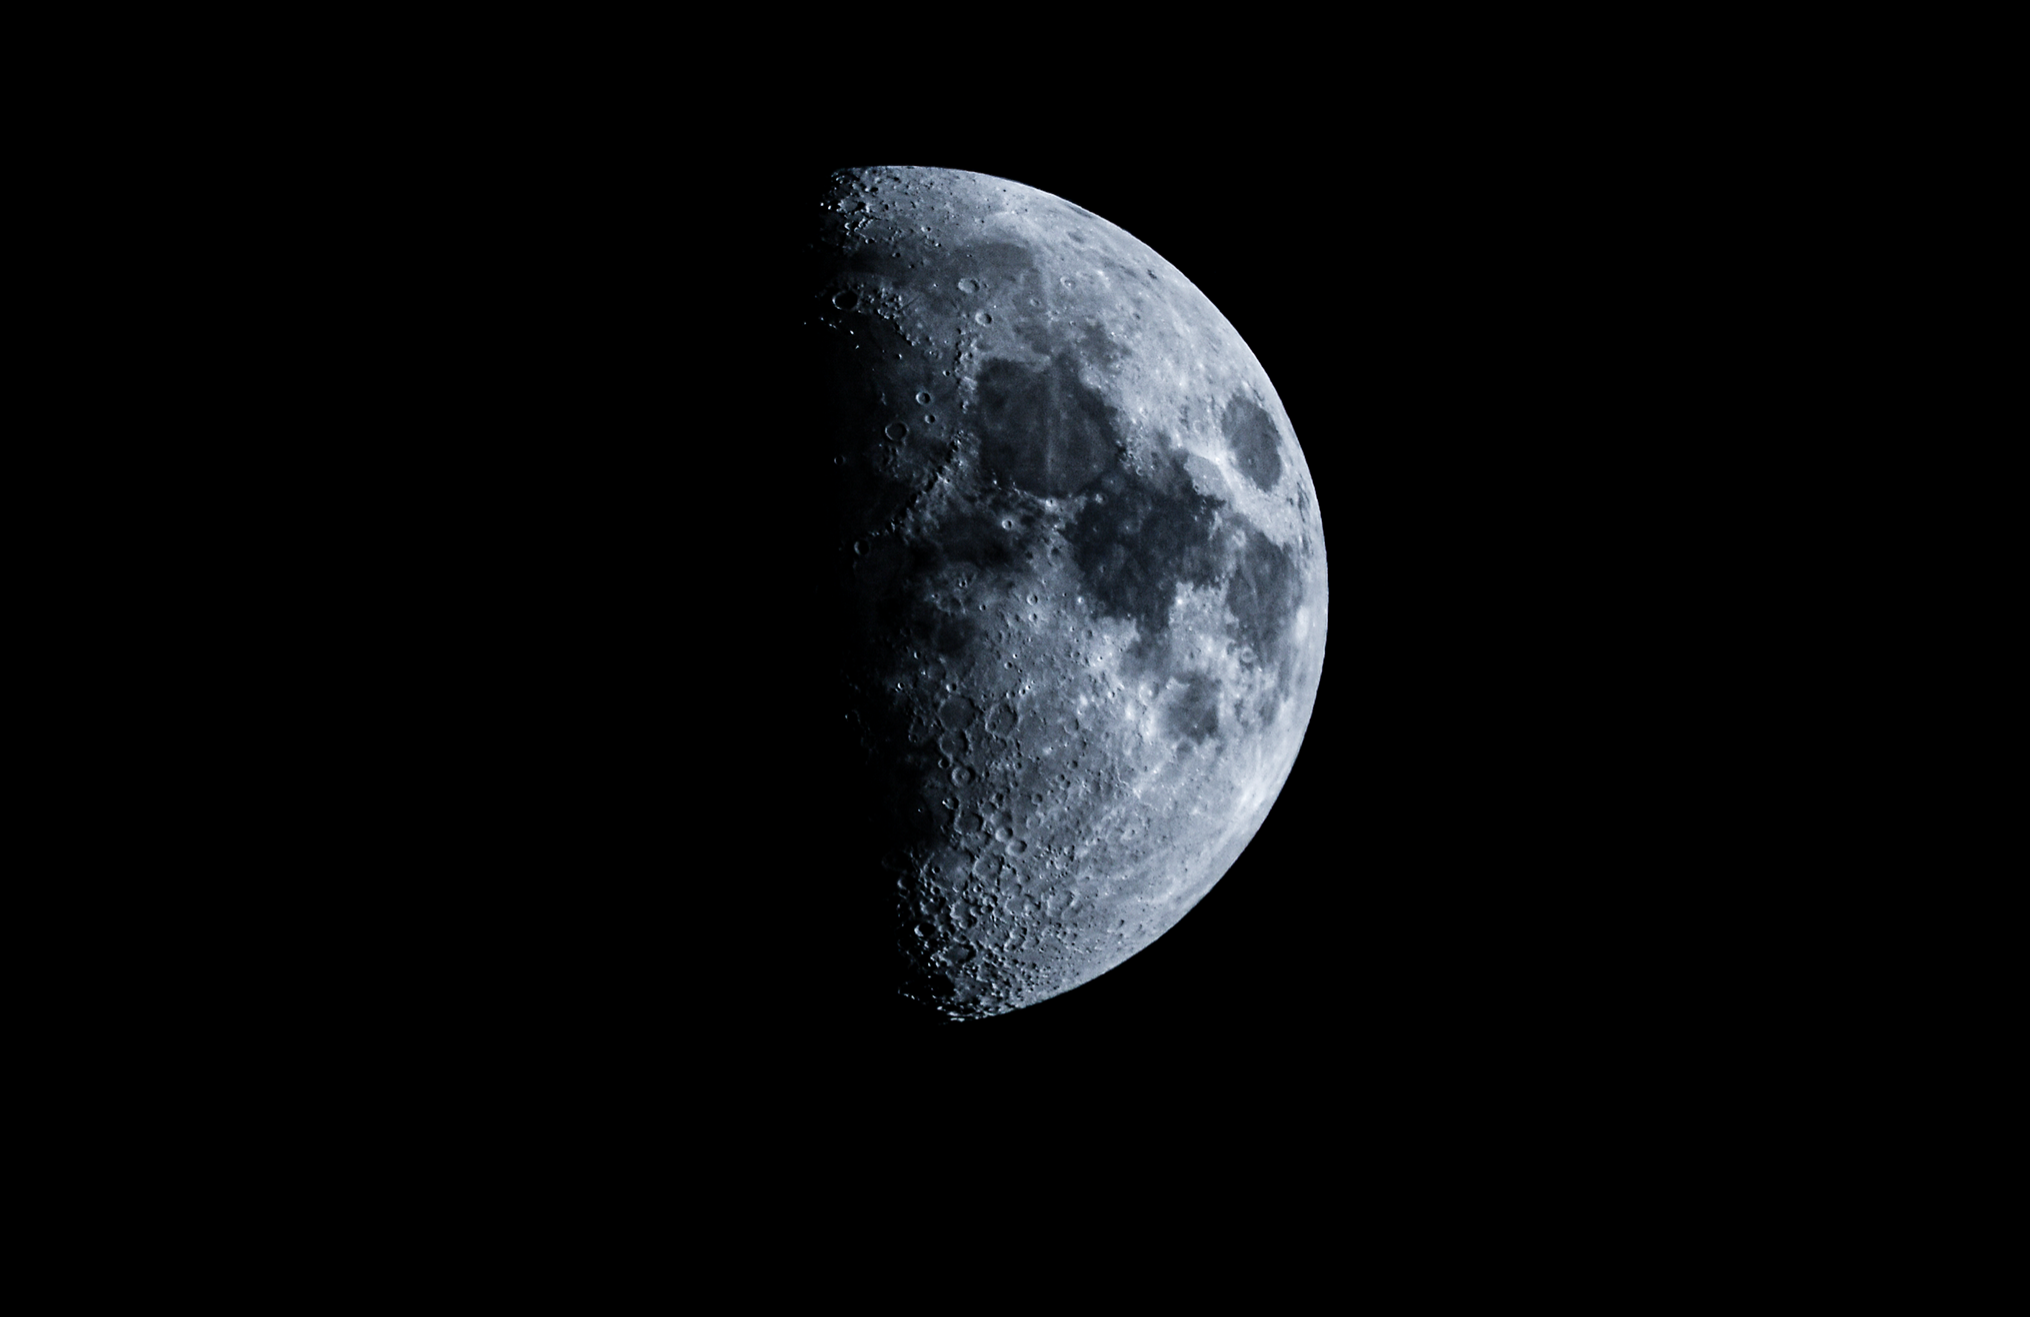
814, 165, 1328, 1021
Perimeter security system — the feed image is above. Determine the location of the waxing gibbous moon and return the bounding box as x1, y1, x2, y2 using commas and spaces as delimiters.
815, 165, 1327, 1021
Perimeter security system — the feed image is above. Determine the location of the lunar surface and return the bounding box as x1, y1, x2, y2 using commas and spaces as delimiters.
814, 166, 1327, 1020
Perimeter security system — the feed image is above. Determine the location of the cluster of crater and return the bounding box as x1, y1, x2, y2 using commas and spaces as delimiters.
814, 166, 1321, 1019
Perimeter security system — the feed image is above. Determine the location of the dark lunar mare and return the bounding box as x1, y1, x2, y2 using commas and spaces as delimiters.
1065, 456, 1225, 654
1166, 672, 1221, 744
1226, 528, 1304, 703
971, 336, 1229, 660
1222, 395, 1284, 492
976, 356, 1116, 499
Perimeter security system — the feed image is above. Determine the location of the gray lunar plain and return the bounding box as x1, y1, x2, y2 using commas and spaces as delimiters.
815, 165, 1327, 1020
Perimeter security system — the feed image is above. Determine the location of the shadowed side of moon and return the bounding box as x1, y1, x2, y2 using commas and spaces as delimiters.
814, 166, 1327, 1020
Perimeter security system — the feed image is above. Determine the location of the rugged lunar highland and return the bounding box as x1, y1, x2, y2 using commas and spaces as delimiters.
815, 166, 1327, 1020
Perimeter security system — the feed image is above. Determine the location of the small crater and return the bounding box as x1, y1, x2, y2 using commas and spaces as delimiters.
832, 289, 859, 310
957, 278, 980, 294
884, 421, 909, 441
974, 311, 993, 326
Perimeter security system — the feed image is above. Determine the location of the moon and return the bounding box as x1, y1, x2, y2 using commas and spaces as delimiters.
815, 165, 1327, 1021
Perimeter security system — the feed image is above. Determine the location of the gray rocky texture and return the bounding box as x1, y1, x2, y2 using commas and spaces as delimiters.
815, 166, 1327, 1019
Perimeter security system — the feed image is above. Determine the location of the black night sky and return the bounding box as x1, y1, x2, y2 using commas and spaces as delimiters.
482, 134, 1772, 1089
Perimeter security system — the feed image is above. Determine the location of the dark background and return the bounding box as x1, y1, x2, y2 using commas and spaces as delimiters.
270, 59, 1923, 1204
184, 56, 1923, 1240
424, 132, 1812, 1101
